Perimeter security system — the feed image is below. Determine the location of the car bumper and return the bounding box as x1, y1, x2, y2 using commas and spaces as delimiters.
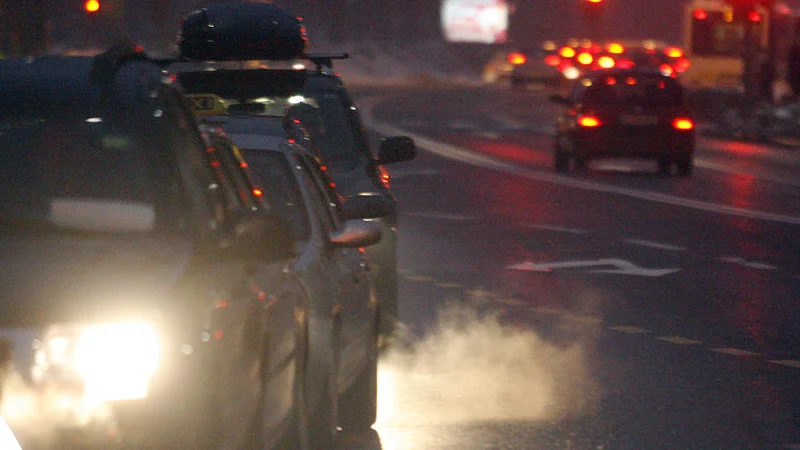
570, 129, 695, 159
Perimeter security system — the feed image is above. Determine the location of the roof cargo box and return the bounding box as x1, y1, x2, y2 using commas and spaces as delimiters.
179, 2, 307, 61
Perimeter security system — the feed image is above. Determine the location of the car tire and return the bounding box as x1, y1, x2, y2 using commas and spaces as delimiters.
554, 144, 570, 173
657, 158, 672, 175
274, 308, 311, 450
305, 310, 340, 449
338, 316, 379, 431
676, 158, 693, 176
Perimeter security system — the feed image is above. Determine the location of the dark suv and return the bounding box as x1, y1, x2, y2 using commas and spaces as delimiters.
0, 45, 379, 449
171, 4, 417, 340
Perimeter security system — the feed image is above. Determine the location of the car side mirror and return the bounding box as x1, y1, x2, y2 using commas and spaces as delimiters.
341, 194, 392, 220
224, 212, 297, 262
329, 219, 382, 249
378, 136, 416, 165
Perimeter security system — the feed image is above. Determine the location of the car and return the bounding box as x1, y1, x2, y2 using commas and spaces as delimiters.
170, 2, 417, 341
0, 44, 376, 449
549, 67, 697, 176
199, 124, 384, 446
482, 42, 568, 88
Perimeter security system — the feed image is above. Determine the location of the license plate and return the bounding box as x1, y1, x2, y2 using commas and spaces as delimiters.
620, 115, 659, 125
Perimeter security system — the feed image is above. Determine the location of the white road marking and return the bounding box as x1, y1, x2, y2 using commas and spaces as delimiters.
525, 224, 588, 234
656, 336, 703, 345
710, 348, 760, 357
508, 258, 680, 277
359, 98, 800, 226
407, 212, 476, 221
609, 326, 651, 334
623, 239, 687, 251
717, 257, 779, 270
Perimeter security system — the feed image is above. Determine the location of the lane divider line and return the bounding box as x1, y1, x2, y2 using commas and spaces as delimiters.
398, 273, 800, 370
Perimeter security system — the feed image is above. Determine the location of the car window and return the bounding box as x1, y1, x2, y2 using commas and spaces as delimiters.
176, 69, 366, 166
579, 74, 683, 107
0, 109, 185, 233
240, 148, 311, 240
295, 153, 341, 234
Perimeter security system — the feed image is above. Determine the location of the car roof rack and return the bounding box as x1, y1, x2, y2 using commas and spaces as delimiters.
305, 52, 349, 73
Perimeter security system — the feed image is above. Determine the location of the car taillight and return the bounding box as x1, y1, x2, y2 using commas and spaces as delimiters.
544, 54, 561, 66
378, 165, 391, 189
597, 56, 615, 69
578, 115, 602, 128
508, 52, 527, 65
659, 64, 674, 77
672, 118, 694, 130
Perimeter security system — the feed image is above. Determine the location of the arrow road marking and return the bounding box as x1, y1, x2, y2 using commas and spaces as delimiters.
507, 258, 681, 277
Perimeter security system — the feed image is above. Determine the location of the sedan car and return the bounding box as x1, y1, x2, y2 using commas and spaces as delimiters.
550, 67, 696, 175
172, 2, 417, 341
200, 122, 385, 446
0, 45, 376, 449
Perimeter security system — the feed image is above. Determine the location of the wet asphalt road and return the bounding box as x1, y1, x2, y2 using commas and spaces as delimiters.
342, 85, 800, 450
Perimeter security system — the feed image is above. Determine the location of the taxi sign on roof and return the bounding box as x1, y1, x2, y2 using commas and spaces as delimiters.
187, 94, 227, 116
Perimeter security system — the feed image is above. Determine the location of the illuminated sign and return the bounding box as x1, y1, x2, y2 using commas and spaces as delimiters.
441, 0, 509, 44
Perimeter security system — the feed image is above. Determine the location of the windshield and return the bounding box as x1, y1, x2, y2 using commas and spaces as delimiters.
0, 113, 183, 234
578, 74, 684, 107
176, 70, 364, 165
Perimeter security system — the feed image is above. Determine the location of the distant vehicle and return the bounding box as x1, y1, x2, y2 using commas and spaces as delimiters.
0, 45, 349, 449
201, 124, 383, 447
682, 0, 788, 88
171, 1, 417, 341
483, 42, 568, 88
484, 39, 690, 89
549, 67, 696, 175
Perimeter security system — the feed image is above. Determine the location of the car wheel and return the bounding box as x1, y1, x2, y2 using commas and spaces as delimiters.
274, 307, 311, 450
554, 144, 570, 173
338, 316, 379, 431
676, 158, 693, 176
305, 310, 340, 449
657, 158, 672, 175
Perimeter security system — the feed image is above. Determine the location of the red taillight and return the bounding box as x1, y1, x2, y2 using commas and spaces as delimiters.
578, 115, 602, 128
673, 118, 694, 130
252, 188, 263, 197
597, 56, 615, 69
378, 165, 391, 189
693, 8, 708, 20
576, 52, 593, 65
544, 54, 561, 66
616, 59, 635, 69
659, 64, 674, 77
508, 52, 527, 65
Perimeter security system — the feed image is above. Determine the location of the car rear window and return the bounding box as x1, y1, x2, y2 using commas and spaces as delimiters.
579, 74, 683, 107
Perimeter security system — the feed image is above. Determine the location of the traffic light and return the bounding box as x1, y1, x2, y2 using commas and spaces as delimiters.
84, 0, 100, 13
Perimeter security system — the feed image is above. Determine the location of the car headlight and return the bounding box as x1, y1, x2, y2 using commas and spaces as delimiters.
34, 321, 160, 402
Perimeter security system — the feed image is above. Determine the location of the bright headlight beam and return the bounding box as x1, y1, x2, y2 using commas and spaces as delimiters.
74, 322, 160, 402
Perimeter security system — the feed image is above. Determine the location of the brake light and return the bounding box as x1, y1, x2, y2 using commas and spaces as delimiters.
559, 47, 576, 58
578, 115, 602, 128
664, 47, 684, 58
616, 59, 635, 69
693, 8, 708, 20
674, 57, 691, 73
544, 54, 561, 66
378, 165, 391, 189
672, 118, 694, 130
577, 52, 593, 65
597, 56, 615, 69
508, 52, 527, 65
606, 43, 624, 54
659, 64, 674, 76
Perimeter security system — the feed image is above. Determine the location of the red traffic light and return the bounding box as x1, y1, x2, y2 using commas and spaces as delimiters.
84, 0, 100, 13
